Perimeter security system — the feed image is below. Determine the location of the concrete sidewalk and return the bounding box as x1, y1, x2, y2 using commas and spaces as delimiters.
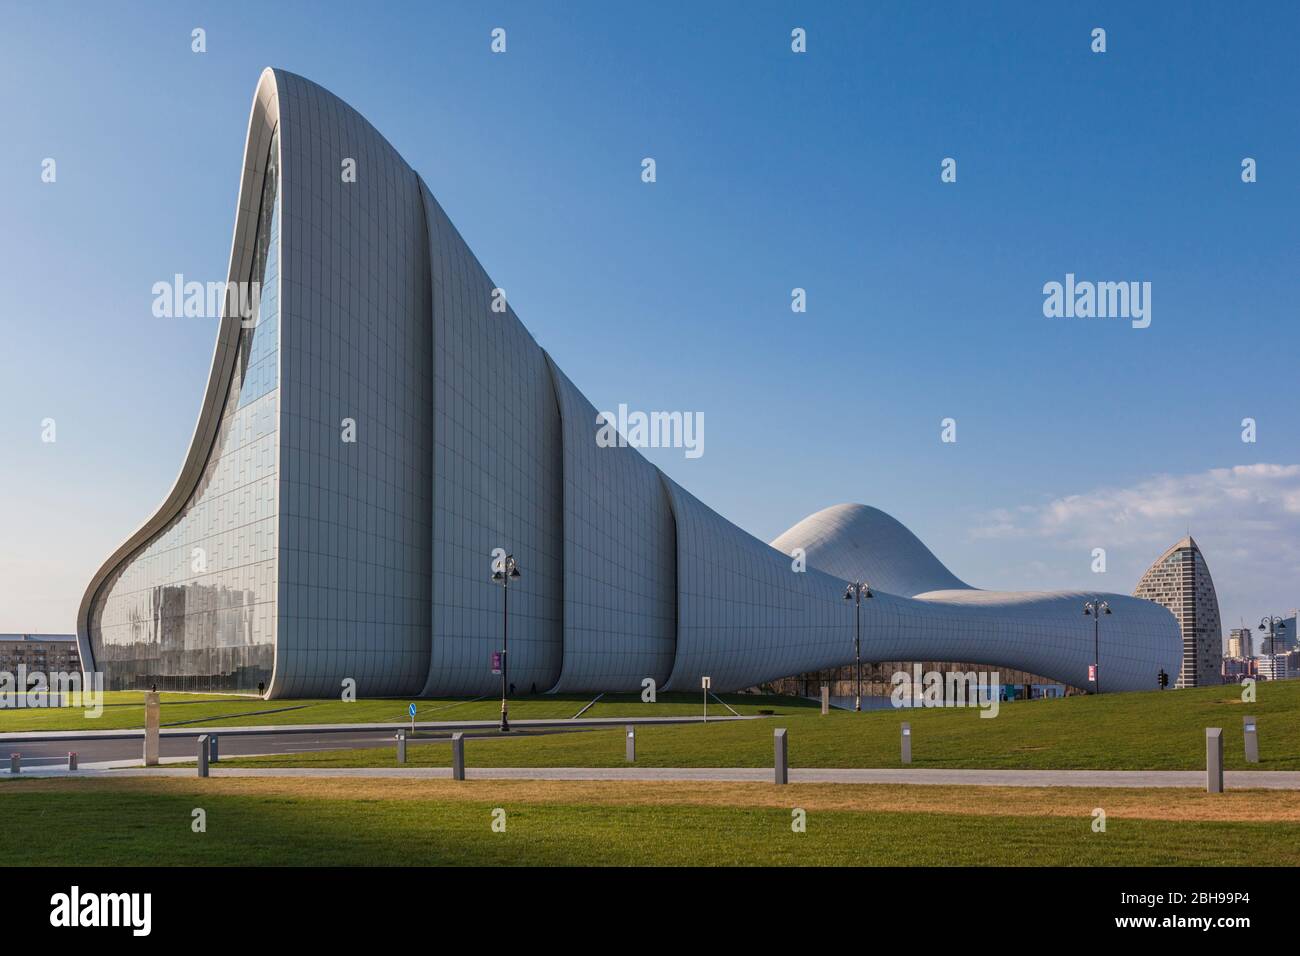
7, 765, 1300, 789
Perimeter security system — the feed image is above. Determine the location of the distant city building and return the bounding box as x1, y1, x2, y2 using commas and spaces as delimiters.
1256, 615, 1296, 656
0, 634, 80, 677
1227, 627, 1252, 659
1257, 655, 1292, 681
1285, 649, 1300, 678
1222, 656, 1257, 682
1133, 537, 1223, 688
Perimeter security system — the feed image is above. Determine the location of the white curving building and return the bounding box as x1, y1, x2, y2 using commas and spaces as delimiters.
77, 70, 1181, 698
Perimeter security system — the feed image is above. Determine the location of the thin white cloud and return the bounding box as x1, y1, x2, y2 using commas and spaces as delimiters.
976, 463, 1300, 542
971, 464, 1300, 634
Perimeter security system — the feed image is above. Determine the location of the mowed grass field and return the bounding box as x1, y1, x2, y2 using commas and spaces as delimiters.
5, 682, 1297, 772
210, 681, 1300, 772
0, 690, 799, 733
4, 777, 1299, 866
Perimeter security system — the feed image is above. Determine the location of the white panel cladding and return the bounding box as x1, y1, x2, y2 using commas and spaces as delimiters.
418, 182, 563, 696
271, 70, 432, 697
661, 477, 852, 692
546, 357, 676, 692
857, 589, 1182, 693
663, 481, 1180, 693
770, 503, 968, 596
770, 503, 1182, 692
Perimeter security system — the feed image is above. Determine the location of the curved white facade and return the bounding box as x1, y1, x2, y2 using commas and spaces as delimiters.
418, 181, 564, 697
771, 503, 969, 596
548, 359, 677, 693
771, 504, 1180, 692
78, 70, 1181, 697
79, 75, 286, 694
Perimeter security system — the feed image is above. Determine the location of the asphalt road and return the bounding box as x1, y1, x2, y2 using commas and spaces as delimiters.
4, 725, 595, 768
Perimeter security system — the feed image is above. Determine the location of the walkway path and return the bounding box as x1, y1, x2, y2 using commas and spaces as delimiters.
8, 765, 1299, 789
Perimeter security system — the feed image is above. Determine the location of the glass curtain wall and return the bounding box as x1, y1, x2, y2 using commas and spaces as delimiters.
88, 133, 282, 693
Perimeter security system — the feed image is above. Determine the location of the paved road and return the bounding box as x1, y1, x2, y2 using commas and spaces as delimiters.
4, 728, 445, 768
0, 716, 749, 769
8, 765, 1300, 789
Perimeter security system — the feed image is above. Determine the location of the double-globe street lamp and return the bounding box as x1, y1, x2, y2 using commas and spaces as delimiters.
491, 553, 521, 732
844, 581, 873, 711
1258, 615, 1288, 672
1082, 598, 1111, 694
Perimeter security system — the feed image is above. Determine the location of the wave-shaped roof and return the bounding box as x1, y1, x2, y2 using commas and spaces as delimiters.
770, 503, 970, 597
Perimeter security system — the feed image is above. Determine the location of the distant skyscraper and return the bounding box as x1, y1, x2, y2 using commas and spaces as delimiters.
1134, 537, 1223, 688
1227, 627, 1251, 659
1259, 615, 1297, 655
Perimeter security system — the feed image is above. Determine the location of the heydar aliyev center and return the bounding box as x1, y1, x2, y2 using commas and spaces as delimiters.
77, 70, 1180, 698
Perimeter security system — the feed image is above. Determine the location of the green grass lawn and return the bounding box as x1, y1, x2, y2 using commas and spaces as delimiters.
212, 680, 1300, 771
7, 682, 1297, 773
0, 690, 799, 733
3, 780, 1294, 866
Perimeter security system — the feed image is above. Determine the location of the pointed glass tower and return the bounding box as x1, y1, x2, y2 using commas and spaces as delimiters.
1133, 537, 1223, 687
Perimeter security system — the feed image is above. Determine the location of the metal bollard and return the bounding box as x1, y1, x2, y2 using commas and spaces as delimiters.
209, 734, 219, 764
9, 753, 20, 775
774, 728, 788, 785
1243, 716, 1259, 763
901, 722, 912, 764
1206, 727, 1223, 793
197, 734, 209, 778
143, 691, 160, 767
625, 725, 635, 762
67, 752, 78, 772
396, 731, 407, 764
451, 732, 465, 780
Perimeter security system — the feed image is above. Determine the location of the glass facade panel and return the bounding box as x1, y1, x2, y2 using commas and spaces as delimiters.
88, 134, 281, 693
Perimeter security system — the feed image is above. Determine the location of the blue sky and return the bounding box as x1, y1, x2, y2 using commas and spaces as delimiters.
2, 1, 1297, 643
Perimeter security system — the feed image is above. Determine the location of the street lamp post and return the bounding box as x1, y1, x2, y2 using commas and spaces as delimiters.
844, 581, 873, 712
1082, 598, 1111, 694
1258, 615, 1287, 676
491, 553, 521, 732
